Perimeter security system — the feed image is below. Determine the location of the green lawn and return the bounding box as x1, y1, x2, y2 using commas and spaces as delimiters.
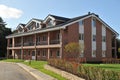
83, 64, 120, 71
0, 59, 66, 80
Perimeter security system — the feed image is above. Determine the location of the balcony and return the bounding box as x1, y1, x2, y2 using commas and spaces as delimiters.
36, 41, 48, 45
15, 43, 21, 47
23, 42, 35, 46
50, 39, 60, 44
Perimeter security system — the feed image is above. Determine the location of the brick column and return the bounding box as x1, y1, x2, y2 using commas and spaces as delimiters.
7, 38, 10, 47
34, 34, 37, 60
48, 32, 50, 59
12, 37, 15, 59
7, 50, 9, 59
48, 48, 50, 59
12, 37, 15, 47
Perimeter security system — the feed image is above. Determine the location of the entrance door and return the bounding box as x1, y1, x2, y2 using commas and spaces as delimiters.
32, 51, 35, 60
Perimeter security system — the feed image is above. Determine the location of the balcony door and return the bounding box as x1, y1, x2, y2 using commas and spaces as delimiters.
32, 51, 35, 60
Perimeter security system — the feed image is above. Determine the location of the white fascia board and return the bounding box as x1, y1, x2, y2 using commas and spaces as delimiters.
92, 15, 119, 36
62, 14, 118, 36
62, 15, 92, 29
25, 19, 42, 28
43, 15, 55, 23
6, 27, 63, 38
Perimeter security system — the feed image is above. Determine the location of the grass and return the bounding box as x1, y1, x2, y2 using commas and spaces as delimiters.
0, 59, 67, 80
0, 59, 24, 63
83, 64, 120, 71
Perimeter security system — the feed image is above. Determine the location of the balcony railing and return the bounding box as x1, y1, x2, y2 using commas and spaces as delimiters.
50, 39, 60, 44
36, 41, 48, 45
15, 43, 21, 47
23, 42, 35, 46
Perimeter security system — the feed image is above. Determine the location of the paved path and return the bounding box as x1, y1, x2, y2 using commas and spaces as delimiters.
0, 62, 37, 80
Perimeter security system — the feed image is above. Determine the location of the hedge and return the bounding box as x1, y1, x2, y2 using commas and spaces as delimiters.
48, 59, 120, 80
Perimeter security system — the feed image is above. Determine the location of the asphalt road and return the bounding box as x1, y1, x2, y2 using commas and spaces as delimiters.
0, 62, 37, 80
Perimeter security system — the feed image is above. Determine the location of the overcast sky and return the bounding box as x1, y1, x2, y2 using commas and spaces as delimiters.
0, 0, 120, 38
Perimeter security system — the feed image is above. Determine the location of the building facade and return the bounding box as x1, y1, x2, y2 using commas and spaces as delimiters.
6, 13, 118, 62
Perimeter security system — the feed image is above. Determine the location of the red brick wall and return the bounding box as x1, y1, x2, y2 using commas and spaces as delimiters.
96, 19, 102, 61
84, 17, 92, 61
106, 28, 112, 58
62, 23, 79, 59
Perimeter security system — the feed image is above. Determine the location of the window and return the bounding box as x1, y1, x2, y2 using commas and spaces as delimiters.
102, 36, 106, 42
56, 50, 60, 57
79, 20, 84, 26
36, 23, 40, 28
37, 50, 40, 56
50, 51, 53, 57
42, 50, 46, 57
102, 51, 106, 57
79, 33, 84, 40
92, 50, 96, 57
92, 19, 96, 27
80, 50, 84, 57
47, 19, 53, 27
93, 35, 96, 41
28, 51, 31, 56
57, 33, 60, 40
42, 35, 47, 41
37, 36, 40, 42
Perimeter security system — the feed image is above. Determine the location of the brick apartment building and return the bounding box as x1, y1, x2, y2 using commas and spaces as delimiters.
6, 13, 118, 62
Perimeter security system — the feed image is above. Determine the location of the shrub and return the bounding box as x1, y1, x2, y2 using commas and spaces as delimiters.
48, 59, 120, 80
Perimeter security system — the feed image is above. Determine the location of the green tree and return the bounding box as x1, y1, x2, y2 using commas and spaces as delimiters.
117, 38, 120, 58
0, 17, 12, 57
64, 42, 84, 62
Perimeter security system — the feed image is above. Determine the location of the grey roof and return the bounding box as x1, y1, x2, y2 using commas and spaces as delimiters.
50, 14, 71, 21
6, 13, 119, 38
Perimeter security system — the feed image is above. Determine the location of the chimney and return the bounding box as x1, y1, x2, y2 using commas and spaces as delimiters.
88, 12, 91, 15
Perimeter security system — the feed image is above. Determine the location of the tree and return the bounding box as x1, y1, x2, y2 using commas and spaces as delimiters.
64, 42, 84, 62
116, 38, 120, 58
0, 17, 12, 57
118, 48, 120, 53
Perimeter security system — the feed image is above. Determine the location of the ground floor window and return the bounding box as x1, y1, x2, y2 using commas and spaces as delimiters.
80, 51, 84, 57
92, 50, 96, 57
56, 50, 60, 57
50, 50, 53, 57
102, 51, 106, 57
42, 49, 46, 57
28, 50, 31, 56
37, 50, 40, 56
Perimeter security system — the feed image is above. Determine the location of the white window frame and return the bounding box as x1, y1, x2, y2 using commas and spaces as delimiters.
92, 50, 96, 57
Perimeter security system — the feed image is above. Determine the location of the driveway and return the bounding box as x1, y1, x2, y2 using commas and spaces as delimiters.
0, 62, 37, 80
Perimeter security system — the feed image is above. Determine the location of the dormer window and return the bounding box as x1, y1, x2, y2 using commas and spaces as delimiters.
36, 23, 40, 29
47, 19, 54, 27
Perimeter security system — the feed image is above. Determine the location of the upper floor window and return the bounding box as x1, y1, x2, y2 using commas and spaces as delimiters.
37, 36, 40, 42
102, 36, 106, 42
79, 20, 84, 26
47, 19, 54, 27
57, 33, 60, 40
42, 35, 47, 41
79, 33, 84, 40
93, 35, 96, 41
92, 18, 96, 27
36, 23, 40, 29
